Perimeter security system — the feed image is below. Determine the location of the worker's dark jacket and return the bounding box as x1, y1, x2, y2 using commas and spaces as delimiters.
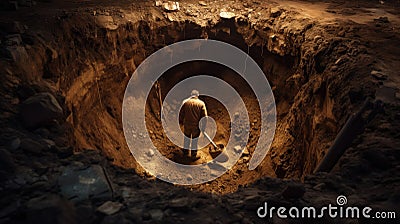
179, 96, 207, 138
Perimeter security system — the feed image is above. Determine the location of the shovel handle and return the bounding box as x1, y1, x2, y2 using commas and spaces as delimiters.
203, 131, 218, 148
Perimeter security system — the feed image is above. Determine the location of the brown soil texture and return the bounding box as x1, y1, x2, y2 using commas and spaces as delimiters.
0, 0, 399, 223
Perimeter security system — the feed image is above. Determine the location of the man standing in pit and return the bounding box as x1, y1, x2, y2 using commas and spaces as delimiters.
179, 90, 207, 161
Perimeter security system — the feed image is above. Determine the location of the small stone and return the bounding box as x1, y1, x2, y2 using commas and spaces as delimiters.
220, 11, 235, 19
147, 148, 155, 157
155, 0, 162, 7
198, 1, 207, 6
149, 209, 164, 221
186, 174, 193, 181
371, 70, 387, 80
242, 147, 249, 156
43, 139, 56, 149
169, 197, 189, 209
97, 201, 123, 215
234, 145, 242, 153
95, 15, 118, 30
163, 1, 180, 11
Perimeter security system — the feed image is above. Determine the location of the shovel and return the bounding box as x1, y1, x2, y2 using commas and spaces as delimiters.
203, 131, 226, 160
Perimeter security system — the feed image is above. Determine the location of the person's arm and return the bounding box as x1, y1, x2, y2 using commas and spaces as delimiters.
179, 103, 185, 126
200, 103, 207, 131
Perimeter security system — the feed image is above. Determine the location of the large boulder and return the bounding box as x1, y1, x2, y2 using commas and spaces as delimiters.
58, 165, 113, 202
20, 92, 63, 129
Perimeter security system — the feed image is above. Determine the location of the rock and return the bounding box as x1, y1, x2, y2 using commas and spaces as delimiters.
20, 92, 63, 129
198, 1, 207, 6
58, 165, 113, 202
234, 145, 242, 153
220, 11, 235, 19
43, 139, 56, 149
20, 138, 46, 154
371, 70, 387, 80
242, 147, 249, 156
149, 209, 164, 221
25, 195, 77, 224
168, 197, 189, 209
270, 7, 282, 17
155, 0, 162, 6
0, 148, 16, 172
96, 15, 118, 30
146, 148, 155, 157
281, 183, 305, 199
162, 1, 180, 11
10, 138, 21, 150
97, 201, 123, 215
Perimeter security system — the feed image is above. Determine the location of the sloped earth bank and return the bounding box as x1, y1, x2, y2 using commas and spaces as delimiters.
0, 0, 399, 223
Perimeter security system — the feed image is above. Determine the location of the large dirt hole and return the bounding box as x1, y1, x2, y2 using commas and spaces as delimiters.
56, 16, 344, 193
145, 60, 261, 165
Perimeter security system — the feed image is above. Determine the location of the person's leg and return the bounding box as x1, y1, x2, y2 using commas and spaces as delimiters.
191, 128, 201, 160
183, 129, 191, 157
191, 137, 198, 157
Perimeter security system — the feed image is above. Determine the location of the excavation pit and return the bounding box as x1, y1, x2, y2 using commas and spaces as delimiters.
15, 9, 375, 193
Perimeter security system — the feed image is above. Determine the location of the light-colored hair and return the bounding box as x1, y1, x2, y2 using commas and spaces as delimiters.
191, 89, 199, 97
